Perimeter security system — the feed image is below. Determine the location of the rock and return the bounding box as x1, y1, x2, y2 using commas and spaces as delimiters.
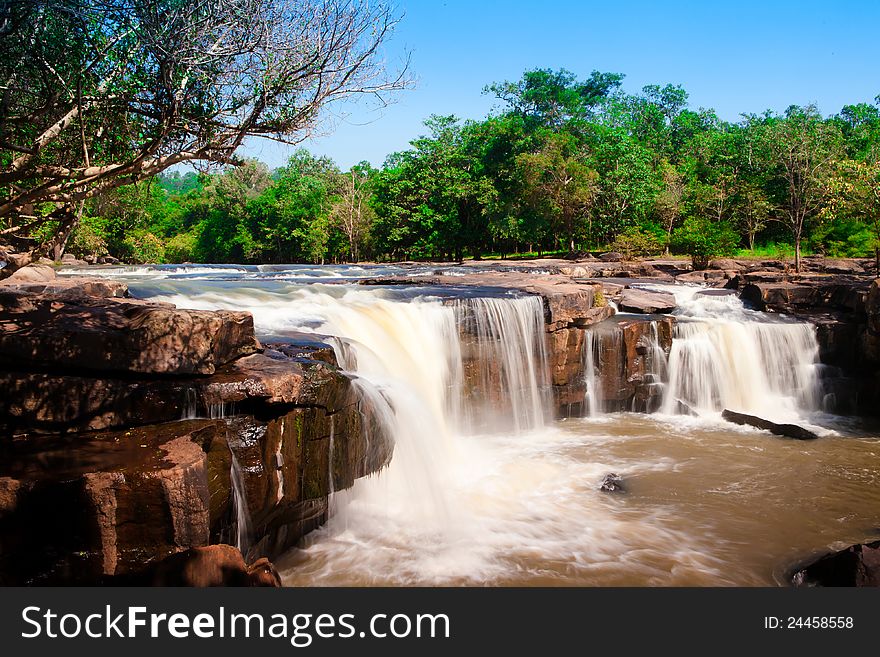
3, 264, 56, 283
740, 282, 816, 311
598, 251, 624, 262
581, 317, 674, 412
599, 473, 625, 493
146, 545, 281, 587
822, 259, 865, 276
2, 276, 128, 298
0, 421, 215, 584
792, 540, 880, 587
708, 258, 743, 271
676, 269, 734, 286
98, 256, 120, 264
618, 288, 676, 314
60, 253, 87, 266
0, 289, 258, 375
721, 409, 819, 440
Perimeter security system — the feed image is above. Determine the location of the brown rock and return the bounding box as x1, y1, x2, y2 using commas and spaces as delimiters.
2, 277, 128, 298
0, 289, 258, 375
3, 264, 56, 283
619, 288, 676, 314
147, 545, 281, 587
0, 421, 215, 584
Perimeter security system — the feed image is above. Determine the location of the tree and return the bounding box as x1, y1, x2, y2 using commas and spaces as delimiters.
331, 162, 375, 262
736, 184, 770, 251
515, 131, 598, 253
759, 106, 844, 271
826, 158, 880, 270
671, 216, 738, 269
0, 0, 407, 271
654, 160, 684, 252
485, 68, 624, 130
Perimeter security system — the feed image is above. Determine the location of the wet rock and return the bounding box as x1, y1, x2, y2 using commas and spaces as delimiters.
0, 347, 353, 433
721, 409, 819, 440
145, 545, 281, 587
792, 540, 880, 587
822, 259, 866, 276
585, 317, 674, 412
740, 282, 817, 311
619, 288, 676, 314
599, 473, 625, 493
0, 289, 258, 375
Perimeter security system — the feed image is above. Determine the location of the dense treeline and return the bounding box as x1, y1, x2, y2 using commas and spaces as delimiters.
60, 69, 880, 270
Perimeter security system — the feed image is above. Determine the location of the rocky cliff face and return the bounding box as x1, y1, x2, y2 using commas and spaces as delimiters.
0, 284, 393, 584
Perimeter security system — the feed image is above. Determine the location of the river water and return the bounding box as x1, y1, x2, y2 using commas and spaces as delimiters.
63, 263, 880, 586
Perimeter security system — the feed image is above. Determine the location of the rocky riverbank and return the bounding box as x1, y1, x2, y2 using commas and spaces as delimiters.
0, 275, 393, 584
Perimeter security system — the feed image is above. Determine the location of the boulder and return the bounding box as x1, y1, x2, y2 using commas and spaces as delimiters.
792, 540, 880, 587
598, 251, 624, 262
145, 545, 281, 587
675, 270, 732, 286
3, 264, 56, 283
60, 253, 87, 266
822, 259, 865, 276
2, 277, 128, 298
618, 288, 676, 314
0, 289, 258, 375
721, 409, 819, 440
599, 473, 625, 493
707, 258, 743, 271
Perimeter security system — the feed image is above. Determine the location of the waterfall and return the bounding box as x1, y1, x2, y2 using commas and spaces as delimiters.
657, 288, 821, 420
453, 295, 550, 432
582, 329, 601, 417
229, 452, 253, 556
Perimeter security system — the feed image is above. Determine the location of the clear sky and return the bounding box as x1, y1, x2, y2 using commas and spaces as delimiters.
241, 0, 880, 171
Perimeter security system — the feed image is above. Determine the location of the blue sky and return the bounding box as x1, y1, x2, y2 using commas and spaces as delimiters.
241, 0, 880, 170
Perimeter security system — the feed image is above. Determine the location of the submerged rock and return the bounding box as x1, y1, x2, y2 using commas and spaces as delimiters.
792, 540, 880, 587
599, 473, 625, 493
721, 409, 819, 440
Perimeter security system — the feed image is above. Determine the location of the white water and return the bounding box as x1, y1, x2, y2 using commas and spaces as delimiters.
229, 453, 253, 557
126, 274, 859, 585
583, 329, 601, 417
653, 286, 821, 421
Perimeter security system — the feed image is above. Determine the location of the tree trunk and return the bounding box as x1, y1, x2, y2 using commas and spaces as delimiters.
794, 236, 801, 273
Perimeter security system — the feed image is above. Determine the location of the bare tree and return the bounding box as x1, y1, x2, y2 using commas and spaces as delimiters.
0, 0, 408, 269
331, 162, 373, 262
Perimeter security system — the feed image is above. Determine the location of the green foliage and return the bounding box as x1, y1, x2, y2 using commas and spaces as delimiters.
124, 232, 165, 264
67, 215, 108, 258
671, 217, 739, 269
60, 70, 880, 266
610, 225, 665, 259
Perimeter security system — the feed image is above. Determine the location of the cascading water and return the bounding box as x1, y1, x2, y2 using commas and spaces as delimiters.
453, 296, 550, 431
229, 453, 253, 556
656, 287, 821, 420
119, 270, 876, 586
582, 329, 602, 417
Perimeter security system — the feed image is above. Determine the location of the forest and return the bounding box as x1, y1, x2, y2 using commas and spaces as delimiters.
13, 67, 880, 271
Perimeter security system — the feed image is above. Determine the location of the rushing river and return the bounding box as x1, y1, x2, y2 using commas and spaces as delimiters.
62, 263, 880, 586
